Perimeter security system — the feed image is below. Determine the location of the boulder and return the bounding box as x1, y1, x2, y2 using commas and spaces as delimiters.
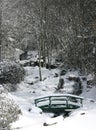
67, 76, 83, 95
19, 51, 27, 60
57, 78, 64, 90
60, 70, 66, 76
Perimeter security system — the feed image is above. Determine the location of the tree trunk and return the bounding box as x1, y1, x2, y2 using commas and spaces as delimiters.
38, 50, 42, 81
38, 34, 42, 81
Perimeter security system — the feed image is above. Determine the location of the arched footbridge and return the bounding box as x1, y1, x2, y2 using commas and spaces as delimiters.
34, 94, 83, 113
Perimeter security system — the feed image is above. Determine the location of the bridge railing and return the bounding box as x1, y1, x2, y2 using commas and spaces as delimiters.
34, 94, 83, 109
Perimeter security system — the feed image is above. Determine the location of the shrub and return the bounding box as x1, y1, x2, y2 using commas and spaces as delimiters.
0, 60, 25, 85
0, 92, 21, 130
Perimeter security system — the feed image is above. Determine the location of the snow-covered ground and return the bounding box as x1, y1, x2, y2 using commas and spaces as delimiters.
9, 66, 96, 130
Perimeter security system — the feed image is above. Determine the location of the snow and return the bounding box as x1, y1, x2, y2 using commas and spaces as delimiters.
8, 65, 96, 130
53, 108, 96, 130
81, 86, 96, 100
8, 37, 15, 42
0, 85, 4, 93
34, 93, 83, 100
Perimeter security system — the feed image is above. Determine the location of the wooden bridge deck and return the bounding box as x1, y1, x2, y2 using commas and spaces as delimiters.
34, 94, 83, 113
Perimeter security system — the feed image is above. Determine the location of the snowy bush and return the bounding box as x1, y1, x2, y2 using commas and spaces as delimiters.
0, 92, 21, 130
0, 60, 25, 85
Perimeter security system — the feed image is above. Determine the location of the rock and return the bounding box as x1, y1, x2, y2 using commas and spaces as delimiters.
57, 78, 64, 90
87, 80, 94, 85
72, 82, 82, 95
80, 112, 85, 115
28, 82, 34, 85
82, 76, 87, 81
90, 99, 95, 103
20, 51, 28, 60
54, 73, 58, 77
43, 122, 57, 126
67, 76, 80, 82
28, 108, 32, 112
46, 64, 57, 69
60, 70, 66, 76
67, 75, 83, 95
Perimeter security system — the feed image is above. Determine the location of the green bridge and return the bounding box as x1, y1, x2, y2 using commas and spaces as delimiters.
34, 94, 83, 113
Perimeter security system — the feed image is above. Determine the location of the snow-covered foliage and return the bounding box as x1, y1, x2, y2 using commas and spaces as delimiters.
0, 61, 24, 87
0, 92, 21, 130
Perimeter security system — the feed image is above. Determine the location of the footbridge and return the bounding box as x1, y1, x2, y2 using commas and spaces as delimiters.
34, 94, 83, 113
